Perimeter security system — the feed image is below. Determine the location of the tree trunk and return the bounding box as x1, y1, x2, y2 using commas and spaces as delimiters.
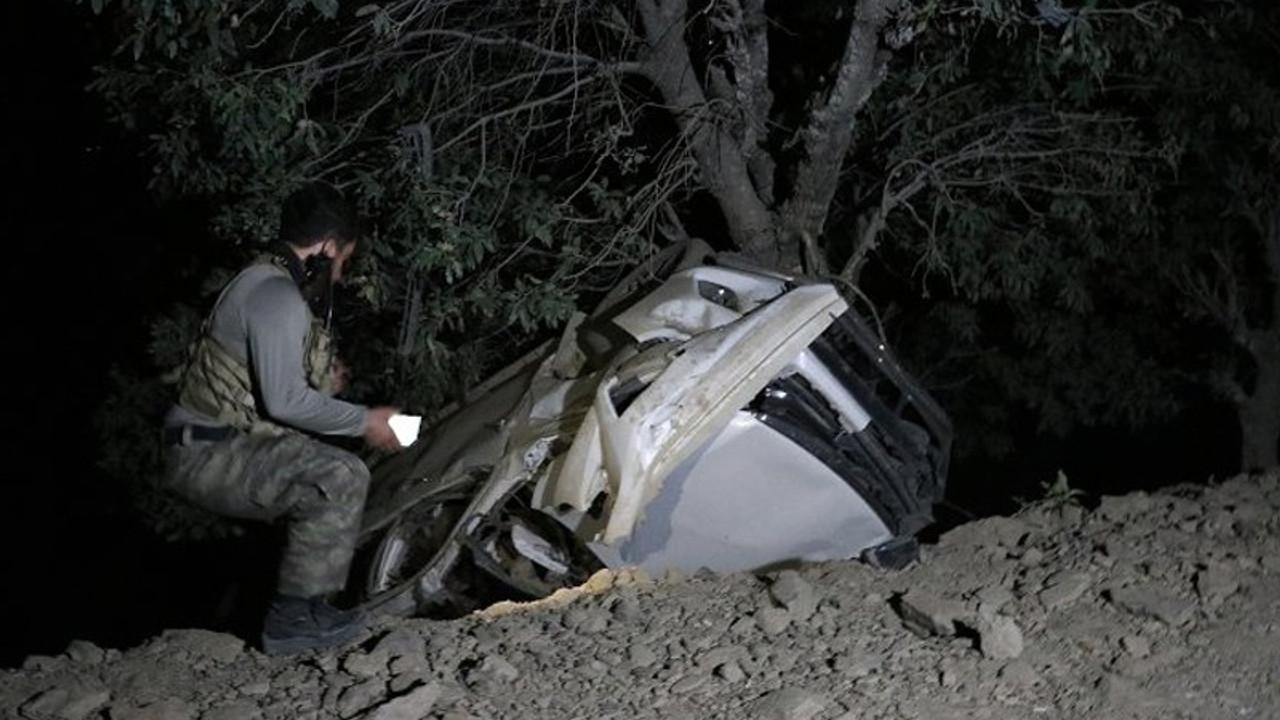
636, 0, 901, 272
1238, 207, 1280, 470
778, 0, 901, 275
635, 0, 777, 266
1238, 330, 1280, 470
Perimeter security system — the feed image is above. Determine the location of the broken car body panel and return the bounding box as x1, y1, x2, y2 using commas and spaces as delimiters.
539, 283, 851, 545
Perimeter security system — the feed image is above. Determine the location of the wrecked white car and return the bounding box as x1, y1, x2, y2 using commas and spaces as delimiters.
345, 240, 952, 618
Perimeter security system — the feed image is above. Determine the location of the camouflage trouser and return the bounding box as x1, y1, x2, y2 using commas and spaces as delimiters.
163, 430, 370, 599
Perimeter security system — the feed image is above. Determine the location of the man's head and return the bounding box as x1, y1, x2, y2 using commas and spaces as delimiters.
278, 181, 361, 283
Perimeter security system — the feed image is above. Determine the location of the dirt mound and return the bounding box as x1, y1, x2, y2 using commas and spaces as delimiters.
4, 470, 1277, 720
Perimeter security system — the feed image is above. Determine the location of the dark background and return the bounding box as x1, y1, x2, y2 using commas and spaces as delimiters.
4, 1, 275, 668
2, 1, 1241, 668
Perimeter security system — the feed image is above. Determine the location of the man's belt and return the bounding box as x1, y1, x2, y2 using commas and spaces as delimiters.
162, 424, 238, 445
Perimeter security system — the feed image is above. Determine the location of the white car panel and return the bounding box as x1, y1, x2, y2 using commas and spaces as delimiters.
557, 284, 849, 543
584, 413, 893, 574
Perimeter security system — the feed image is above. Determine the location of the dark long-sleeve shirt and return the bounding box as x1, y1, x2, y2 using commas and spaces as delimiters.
166, 263, 368, 436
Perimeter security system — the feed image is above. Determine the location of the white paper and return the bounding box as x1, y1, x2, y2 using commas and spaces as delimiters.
388, 414, 422, 447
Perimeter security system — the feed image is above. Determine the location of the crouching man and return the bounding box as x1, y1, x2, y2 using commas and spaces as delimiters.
161, 181, 403, 655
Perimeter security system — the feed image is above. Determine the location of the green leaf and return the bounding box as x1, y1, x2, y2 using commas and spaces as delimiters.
311, 0, 339, 18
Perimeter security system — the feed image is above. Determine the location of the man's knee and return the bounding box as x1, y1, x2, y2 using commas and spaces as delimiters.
311, 447, 371, 506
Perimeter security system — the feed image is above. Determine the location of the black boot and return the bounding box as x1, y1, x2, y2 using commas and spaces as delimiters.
260, 594, 367, 655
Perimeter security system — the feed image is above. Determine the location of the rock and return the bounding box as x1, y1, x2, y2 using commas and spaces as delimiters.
988, 517, 1032, 549
714, 661, 746, 683
63, 641, 106, 667
1057, 504, 1085, 526
468, 623, 506, 654
997, 659, 1039, 686
768, 570, 817, 620
973, 611, 1024, 660
21, 656, 62, 672
831, 651, 882, 678
1194, 562, 1241, 603
372, 629, 427, 662
387, 668, 432, 695
336, 678, 388, 719
158, 630, 244, 665
1038, 571, 1092, 610
1097, 539, 1143, 567
696, 646, 745, 670
935, 657, 981, 694
1106, 584, 1196, 627
199, 700, 262, 720
1166, 495, 1206, 523
1018, 547, 1045, 566
895, 588, 965, 637
669, 673, 708, 694
353, 683, 445, 720
574, 658, 608, 680
388, 654, 427, 677
755, 606, 791, 635
938, 664, 961, 689
1111, 647, 1186, 679
239, 680, 270, 697
1096, 492, 1154, 523
750, 688, 826, 720
19, 679, 110, 720
562, 607, 608, 633
628, 643, 659, 669
938, 515, 1029, 553
609, 592, 643, 622
106, 698, 197, 720
343, 649, 390, 678
467, 655, 520, 685
728, 615, 757, 636
1230, 500, 1275, 537
1119, 634, 1151, 658
972, 584, 1015, 612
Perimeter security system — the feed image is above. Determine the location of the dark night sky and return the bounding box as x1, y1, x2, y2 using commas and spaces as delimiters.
1, 0, 1246, 668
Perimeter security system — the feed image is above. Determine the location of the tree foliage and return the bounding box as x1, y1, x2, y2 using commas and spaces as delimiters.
79, 0, 1277, 536
836, 1, 1189, 456
1141, 0, 1280, 468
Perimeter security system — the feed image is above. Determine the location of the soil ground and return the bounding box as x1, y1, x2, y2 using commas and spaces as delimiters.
3, 469, 1277, 720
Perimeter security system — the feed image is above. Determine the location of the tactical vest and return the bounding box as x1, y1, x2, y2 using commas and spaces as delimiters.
175, 254, 338, 433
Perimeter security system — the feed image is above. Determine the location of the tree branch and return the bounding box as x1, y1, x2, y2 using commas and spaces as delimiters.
1178, 248, 1250, 349
706, 0, 774, 204
842, 106, 1152, 281
779, 0, 902, 272
842, 158, 933, 282
433, 74, 605, 155
393, 27, 612, 68
635, 0, 775, 263
1266, 207, 1280, 324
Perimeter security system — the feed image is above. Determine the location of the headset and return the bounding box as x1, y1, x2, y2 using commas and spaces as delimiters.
302, 251, 333, 286
273, 242, 336, 328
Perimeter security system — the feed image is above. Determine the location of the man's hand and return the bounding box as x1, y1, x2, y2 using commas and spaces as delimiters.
364, 406, 404, 452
